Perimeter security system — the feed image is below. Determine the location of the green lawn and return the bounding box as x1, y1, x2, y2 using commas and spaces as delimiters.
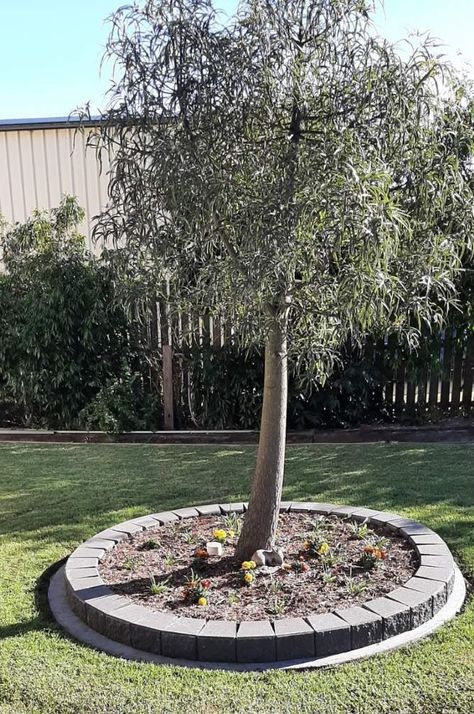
0, 443, 472, 714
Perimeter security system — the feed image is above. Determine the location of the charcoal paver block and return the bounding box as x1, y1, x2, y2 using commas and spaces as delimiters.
111, 521, 145, 536
93, 528, 129, 543
84, 537, 118, 551
131, 515, 163, 528
414, 544, 452, 557
335, 606, 382, 649
386, 586, 432, 627
279, 501, 293, 512
195, 504, 222, 516
69, 546, 106, 560
172, 507, 200, 519
403, 576, 447, 613
66, 566, 98, 580
368, 511, 403, 526
66, 577, 109, 619
398, 524, 436, 537
349, 508, 382, 521
386, 517, 420, 531
219, 503, 245, 514
129, 610, 179, 654
290, 502, 335, 514
197, 620, 237, 662
150, 511, 180, 525
362, 597, 411, 639
419, 555, 453, 569
273, 617, 315, 661
85, 594, 130, 635
330, 505, 360, 517
237, 620, 276, 663
66, 557, 99, 570
409, 533, 446, 546
306, 613, 351, 657
415, 566, 455, 593
161, 617, 206, 660
66, 572, 105, 591
102, 603, 158, 646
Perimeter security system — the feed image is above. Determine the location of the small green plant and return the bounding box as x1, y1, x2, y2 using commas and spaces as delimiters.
359, 544, 387, 570
164, 552, 176, 567
267, 579, 285, 596
345, 570, 368, 596
149, 575, 169, 595
320, 546, 342, 568
122, 556, 138, 571
182, 570, 211, 606
306, 516, 328, 538
349, 519, 373, 540
366, 534, 390, 550
321, 568, 337, 586
141, 539, 159, 551
222, 512, 242, 536
267, 594, 287, 617
182, 529, 197, 545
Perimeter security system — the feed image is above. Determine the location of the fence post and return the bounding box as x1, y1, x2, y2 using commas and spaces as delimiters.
161, 287, 175, 430
162, 344, 174, 430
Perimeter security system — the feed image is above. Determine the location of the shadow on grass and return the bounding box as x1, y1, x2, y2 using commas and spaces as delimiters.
0, 444, 472, 561
0, 556, 67, 641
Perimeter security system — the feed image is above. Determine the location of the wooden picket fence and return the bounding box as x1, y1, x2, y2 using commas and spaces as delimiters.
149, 303, 473, 429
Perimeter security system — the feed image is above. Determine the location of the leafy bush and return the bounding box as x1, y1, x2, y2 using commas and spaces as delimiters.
0, 197, 157, 430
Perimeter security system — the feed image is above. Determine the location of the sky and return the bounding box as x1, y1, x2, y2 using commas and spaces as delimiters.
0, 0, 472, 120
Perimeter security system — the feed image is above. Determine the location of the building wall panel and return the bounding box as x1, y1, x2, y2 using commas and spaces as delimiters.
0, 122, 110, 252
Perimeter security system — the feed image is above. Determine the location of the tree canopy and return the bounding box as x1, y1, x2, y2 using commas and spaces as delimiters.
86, 0, 474, 556
89, 0, 474, 377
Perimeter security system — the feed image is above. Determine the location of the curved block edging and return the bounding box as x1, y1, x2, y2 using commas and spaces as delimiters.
64, 503, 457, 664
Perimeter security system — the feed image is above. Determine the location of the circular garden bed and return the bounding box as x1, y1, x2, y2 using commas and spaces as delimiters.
64, 502, 457, 664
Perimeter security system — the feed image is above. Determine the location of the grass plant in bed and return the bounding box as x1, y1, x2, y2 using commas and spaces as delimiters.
99, 512, 417, 620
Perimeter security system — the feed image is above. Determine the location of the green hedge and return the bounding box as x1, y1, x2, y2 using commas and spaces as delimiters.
0, 199, 471, 432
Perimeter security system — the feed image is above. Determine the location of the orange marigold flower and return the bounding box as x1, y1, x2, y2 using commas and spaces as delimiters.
194, 548, 209, 558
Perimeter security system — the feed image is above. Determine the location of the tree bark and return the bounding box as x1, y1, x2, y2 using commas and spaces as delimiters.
235, 313, 288, 561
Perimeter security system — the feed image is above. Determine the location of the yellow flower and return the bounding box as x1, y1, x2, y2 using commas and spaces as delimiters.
318, 542, 330, 555
248, 560, 256, 569
244, 572, 254, 584
198, 596, 207, 606
241, 561, 252, 570
213, 529, 227, 542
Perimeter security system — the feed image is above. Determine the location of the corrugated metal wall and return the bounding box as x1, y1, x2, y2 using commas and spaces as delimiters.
0, 121, 110, 252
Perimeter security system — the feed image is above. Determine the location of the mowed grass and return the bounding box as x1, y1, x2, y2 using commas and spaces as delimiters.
0, 442, 472, 714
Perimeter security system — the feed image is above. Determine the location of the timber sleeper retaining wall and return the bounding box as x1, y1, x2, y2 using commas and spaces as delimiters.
64, 503, 457, 664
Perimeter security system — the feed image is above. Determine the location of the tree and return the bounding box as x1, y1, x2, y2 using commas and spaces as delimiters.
86, 0, 474, 559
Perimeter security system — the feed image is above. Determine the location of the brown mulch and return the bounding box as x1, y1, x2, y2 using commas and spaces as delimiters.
99, 513, 417, 621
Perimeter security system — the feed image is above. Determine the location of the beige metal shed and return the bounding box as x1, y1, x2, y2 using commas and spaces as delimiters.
0, 117, 110, 252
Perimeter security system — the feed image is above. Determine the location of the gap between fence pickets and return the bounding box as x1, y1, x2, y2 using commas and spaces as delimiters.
152, 307, 474, 431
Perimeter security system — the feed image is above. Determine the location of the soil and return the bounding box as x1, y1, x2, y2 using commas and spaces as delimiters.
99, 513, 418, 620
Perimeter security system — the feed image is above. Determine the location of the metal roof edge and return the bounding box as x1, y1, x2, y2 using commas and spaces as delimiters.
0, 116, 103, 131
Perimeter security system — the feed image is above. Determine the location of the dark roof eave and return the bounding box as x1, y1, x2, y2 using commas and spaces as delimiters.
0, 116, 103, 132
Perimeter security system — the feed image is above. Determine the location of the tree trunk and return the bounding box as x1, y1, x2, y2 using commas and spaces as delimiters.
235, 314, 288, 561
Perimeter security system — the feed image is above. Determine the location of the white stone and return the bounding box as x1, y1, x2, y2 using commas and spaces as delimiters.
206, 541, 223, 556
